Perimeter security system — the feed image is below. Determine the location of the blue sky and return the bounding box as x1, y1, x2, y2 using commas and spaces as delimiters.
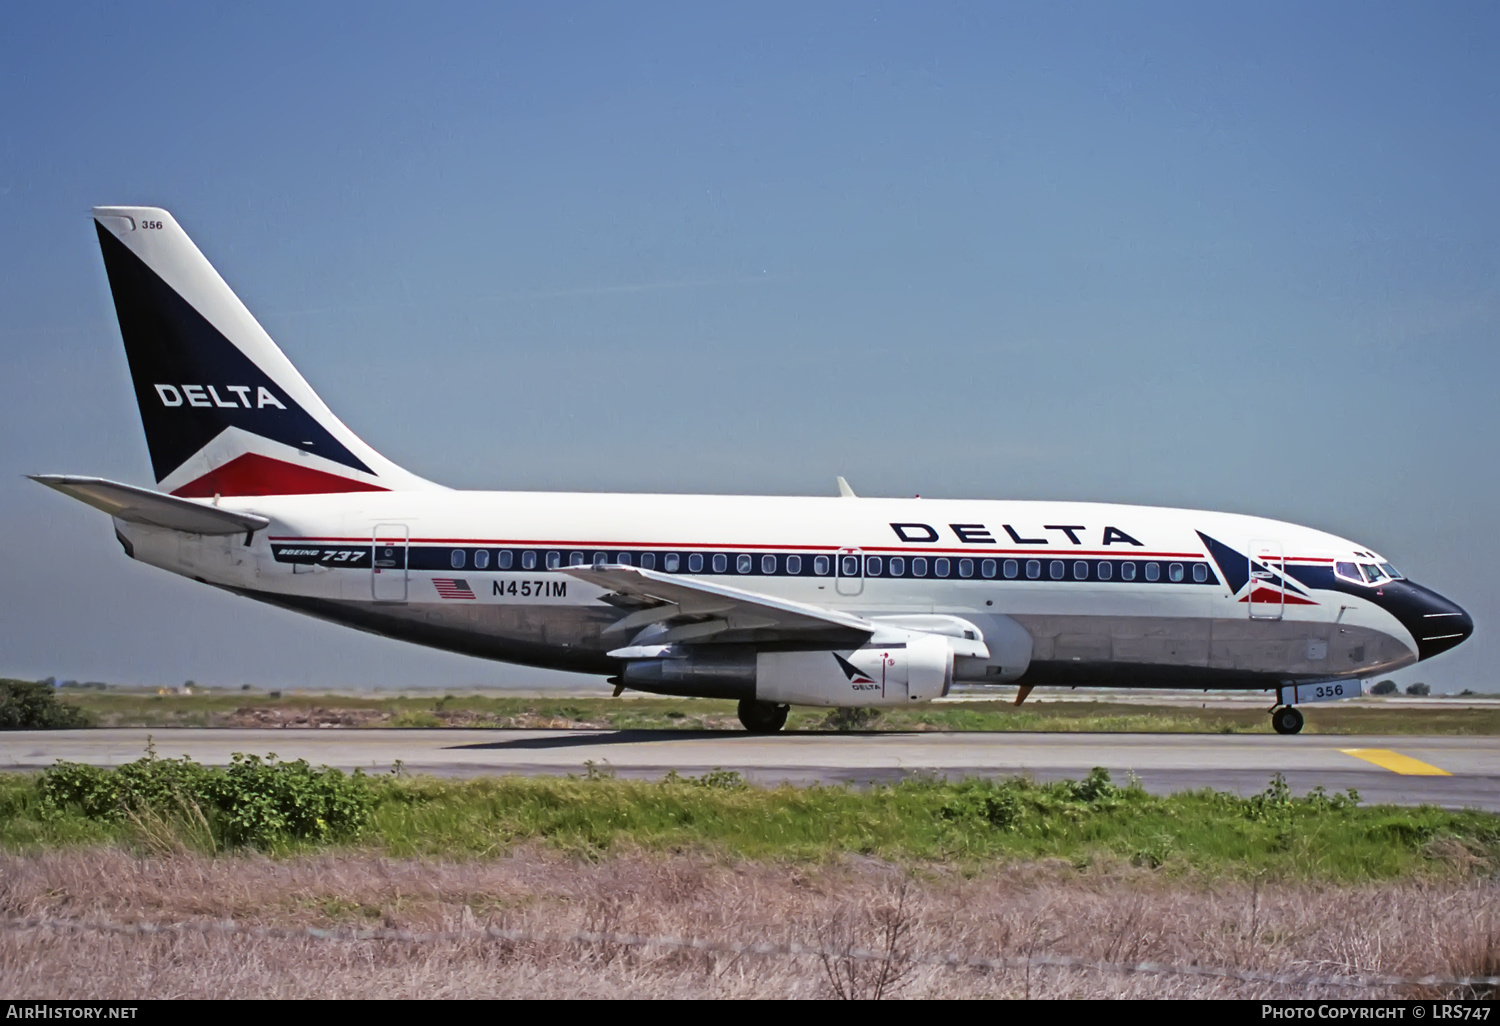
2, 2, 1496, 690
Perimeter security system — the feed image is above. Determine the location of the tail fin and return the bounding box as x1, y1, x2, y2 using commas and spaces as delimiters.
92, 206, 435, 496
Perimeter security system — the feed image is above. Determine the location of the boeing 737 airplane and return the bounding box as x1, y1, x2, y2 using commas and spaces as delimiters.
34, 207, 1473, 734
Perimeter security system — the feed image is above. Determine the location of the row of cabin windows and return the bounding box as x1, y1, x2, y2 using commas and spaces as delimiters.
445, 547, 1212, 584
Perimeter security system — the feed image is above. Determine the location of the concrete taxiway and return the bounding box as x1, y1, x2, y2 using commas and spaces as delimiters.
3, 729, 1497, 810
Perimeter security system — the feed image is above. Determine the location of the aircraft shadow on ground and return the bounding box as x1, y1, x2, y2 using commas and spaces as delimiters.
446, 729, 838, 751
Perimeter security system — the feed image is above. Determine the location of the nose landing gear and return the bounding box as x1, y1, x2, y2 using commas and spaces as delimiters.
1271, 705, 1305, 735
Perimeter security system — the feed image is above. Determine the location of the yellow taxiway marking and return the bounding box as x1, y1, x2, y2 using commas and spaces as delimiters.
1338, 748, 1452, 776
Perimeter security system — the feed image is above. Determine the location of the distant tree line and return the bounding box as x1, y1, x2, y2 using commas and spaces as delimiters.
1371, 680, 1430, 696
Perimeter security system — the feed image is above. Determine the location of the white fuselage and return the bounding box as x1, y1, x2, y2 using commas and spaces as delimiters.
116, 489, 1436, 704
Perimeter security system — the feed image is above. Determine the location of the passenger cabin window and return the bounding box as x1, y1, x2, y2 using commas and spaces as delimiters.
1026, 559, 1041, 579
813, 555, 831, 575
911, 557, 928, 577
450, 549, 466, 569
1168, 563, 1184, 582
762, 554, 776, 574
640, 553, 655, 570
1073, 560, 1088, 580
473, 550, 490, 570
981, 559, 996, 579
888, 556, 904, 576
521, 550, 536, 570
617, 552, 632, 566
1098, 561, 1112, 581
570, 551, 585, 567
593, 552, 607, 568
958, 558, 973, 578
1192, 564, 1208, 583
688, 553, 704, 573
498, 550, 514, 570
664, 553, 680, 572
1004, 559, 1018, 579
935, 558, 950, 577
712, 553, 728, 573
866, 556, 882, 576
1145, 562, 1160, 582
841, 555, 860, 576
546, 551, 560, 570
787, 554, 802, 574
1120, 562, 1136, 581
737, 554, 752, 573
1049, 560, 1064, 580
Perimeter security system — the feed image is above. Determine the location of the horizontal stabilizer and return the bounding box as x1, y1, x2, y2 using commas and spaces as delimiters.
29, 475, 270, 536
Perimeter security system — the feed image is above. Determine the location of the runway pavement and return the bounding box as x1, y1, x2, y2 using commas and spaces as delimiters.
4, 728, 1497, 809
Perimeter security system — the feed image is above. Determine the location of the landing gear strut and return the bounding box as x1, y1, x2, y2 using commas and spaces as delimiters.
1271, 706, 1304, 735
738, 699, 789, 734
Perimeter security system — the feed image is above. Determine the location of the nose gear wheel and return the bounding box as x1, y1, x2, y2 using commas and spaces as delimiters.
1271, 706, 1305, 735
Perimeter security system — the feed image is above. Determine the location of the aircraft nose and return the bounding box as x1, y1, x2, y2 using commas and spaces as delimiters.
1397, 583, 1473, 660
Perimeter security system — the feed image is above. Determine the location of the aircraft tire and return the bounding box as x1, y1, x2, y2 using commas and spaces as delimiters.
738, 699, 789, 734
1271, 706, 1305, 735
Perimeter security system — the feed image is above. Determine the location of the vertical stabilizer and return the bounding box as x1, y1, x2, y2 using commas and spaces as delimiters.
92, 206, 436, 496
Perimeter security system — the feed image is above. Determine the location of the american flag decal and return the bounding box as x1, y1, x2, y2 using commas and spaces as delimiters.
432, 578, 475, 600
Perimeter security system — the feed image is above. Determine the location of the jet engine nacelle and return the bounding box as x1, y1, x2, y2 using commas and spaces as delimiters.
755, 632, 954, 707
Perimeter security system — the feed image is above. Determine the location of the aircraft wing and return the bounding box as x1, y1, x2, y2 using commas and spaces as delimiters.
29, 475, 270, 536
561, 564, 874, 652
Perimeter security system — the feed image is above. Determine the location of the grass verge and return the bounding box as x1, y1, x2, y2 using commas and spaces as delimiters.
1, 753, 1496, 881
45, 687, 1500, 735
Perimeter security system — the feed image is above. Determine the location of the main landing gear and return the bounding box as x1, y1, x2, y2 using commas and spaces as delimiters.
1271, 705, 1305, 735
738, 699, 789, 734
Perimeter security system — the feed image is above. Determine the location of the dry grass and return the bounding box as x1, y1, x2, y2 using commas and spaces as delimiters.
0, 849, 1495, 998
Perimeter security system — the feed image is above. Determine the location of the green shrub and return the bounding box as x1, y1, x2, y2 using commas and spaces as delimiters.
823, 707, 882, 731
1068, 766, 1119, 803
939, 782, 1023, 829
1371, 679, 1398, 695
0, 680, 91, 729
938, 768, 1128, 831
39, 747, 374, 849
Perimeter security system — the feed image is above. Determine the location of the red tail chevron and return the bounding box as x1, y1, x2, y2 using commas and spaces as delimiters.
170, 453, 389, 497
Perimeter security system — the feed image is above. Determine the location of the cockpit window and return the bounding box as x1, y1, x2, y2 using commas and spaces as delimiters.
1361, 563, 1386, 583
1379, 562, 1403, 580
1335, 561, 1362, 583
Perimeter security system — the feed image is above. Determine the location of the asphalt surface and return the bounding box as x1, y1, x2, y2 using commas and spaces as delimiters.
4, 729, 1497, 810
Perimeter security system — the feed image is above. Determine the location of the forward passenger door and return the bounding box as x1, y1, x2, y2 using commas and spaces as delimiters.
1248, 539, 1284, 621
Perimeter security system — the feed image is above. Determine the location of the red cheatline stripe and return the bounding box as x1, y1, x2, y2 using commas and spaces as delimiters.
1238, 586, 1319, 606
